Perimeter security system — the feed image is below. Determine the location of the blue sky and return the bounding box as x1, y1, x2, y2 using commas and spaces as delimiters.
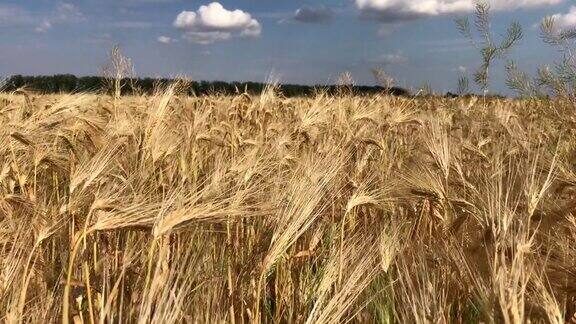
1, 0, 575, 93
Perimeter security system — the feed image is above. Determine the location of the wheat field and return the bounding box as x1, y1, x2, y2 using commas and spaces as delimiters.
0, 85, 575, 323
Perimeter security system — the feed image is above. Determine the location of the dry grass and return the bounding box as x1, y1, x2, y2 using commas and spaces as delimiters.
1, 88, 576, 323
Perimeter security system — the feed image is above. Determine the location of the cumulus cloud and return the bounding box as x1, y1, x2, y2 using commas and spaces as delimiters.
356, 0, 563, 22
293, 6, 334, 23
547, 6, 576, 29
174, 2, 261, 44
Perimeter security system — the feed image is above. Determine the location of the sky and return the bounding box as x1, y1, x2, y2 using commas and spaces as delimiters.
1, 0, 576, 93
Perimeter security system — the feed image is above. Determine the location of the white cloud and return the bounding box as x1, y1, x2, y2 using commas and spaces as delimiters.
356, 0, 563, 22
174, 2, 261, 44
35, 21, 53, 33
158, 36, 173, 44
56, 2, 84, 22
34, 2, 85, 32
0, 2, 84, 32
548, 6, 576, 29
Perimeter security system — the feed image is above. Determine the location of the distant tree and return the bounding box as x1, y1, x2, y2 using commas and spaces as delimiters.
0, 74, 411, 98
78, 76, 104, 92
8, 75, 25, 90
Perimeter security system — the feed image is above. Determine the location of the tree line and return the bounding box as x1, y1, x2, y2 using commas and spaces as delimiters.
1, 74, 410, 97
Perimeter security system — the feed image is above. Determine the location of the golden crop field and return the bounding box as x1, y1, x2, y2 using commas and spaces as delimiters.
1, 86, 576, 323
